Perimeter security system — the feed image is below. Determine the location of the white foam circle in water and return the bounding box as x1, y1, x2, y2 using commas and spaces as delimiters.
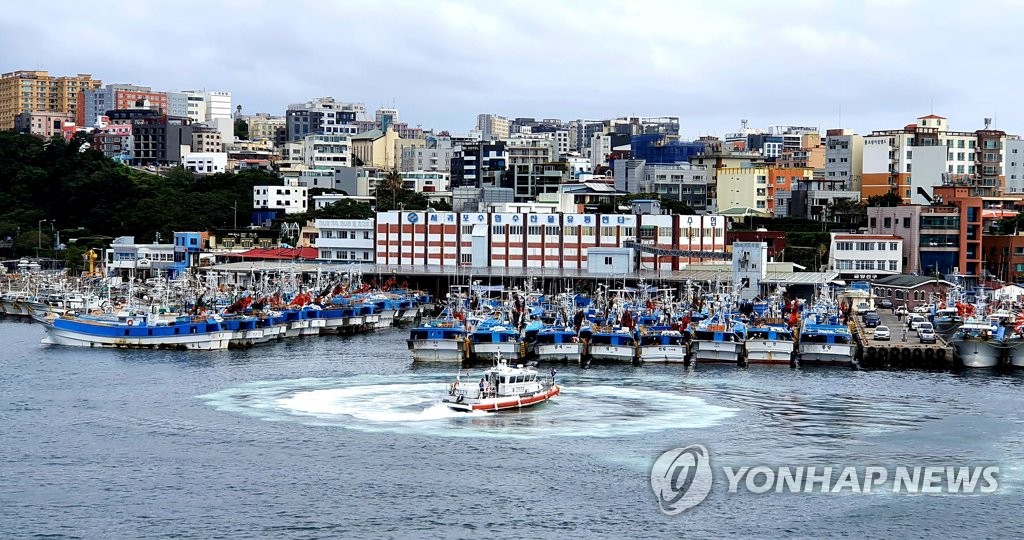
200, 375, 737, 439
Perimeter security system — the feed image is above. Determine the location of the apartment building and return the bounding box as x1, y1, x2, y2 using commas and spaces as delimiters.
0, 70, 101, 130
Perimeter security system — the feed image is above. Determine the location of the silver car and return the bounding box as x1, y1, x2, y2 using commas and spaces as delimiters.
873, 326, 891, 340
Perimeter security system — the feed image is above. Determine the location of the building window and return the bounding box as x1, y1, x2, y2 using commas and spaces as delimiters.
604, 256, 613, 265
889, 261, 898, 271
870, 217, 877, 228
903, 217, 910, 228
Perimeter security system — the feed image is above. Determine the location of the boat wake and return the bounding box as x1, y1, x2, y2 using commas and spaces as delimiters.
199, 374, 737, 439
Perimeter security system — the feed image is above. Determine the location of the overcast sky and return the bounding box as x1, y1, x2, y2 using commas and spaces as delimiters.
2, 0, 1021, 137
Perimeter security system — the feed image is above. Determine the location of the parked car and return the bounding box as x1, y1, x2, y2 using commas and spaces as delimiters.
919, 327, 937, 343
895, 305, 908, 317
878, 299, 894, 309
913, 304, 935, 314
863, 312, 881, 328
873, 326, 891, 340
908, 315, 927, 330
915, 322, 934, 335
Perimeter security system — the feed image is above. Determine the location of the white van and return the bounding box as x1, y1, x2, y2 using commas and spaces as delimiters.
915, 321, 934, 335
908, 315, 927, 331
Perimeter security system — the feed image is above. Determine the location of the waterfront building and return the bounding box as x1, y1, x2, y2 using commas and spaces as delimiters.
374, 211, 727, 271
828, 233, 904, 281
314, 219, 375, 263
0, 70, 101, 130
105, 235, 178, 278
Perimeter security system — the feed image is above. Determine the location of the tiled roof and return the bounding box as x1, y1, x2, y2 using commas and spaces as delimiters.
225, 247, 319, 260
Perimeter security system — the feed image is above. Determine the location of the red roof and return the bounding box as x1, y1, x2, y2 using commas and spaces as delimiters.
226, 247, 319, 260
919, 114, 946, 119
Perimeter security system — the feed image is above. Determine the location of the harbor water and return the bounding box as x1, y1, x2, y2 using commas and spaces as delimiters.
2, 319, 1024, 538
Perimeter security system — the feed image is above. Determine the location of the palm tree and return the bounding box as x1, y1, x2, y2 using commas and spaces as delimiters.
380, 169, 404, 211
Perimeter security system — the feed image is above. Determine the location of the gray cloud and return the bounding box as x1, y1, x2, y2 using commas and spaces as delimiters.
1, 0, 1022, 136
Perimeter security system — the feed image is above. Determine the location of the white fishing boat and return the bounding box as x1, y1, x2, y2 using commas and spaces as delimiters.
743, 323, 796, 364
41, 313, 233, 350
952, 318, 1003, 368
638, 329, 687, 363
441, 352, 560, 412
534, 326, 583, 363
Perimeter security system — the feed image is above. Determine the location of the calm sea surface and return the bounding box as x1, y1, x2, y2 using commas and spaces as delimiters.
2, 318, 1024, 539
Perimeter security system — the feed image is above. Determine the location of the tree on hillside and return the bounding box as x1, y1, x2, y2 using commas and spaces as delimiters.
866, 191, 902, 207
234, 118, 249, 140
320, 199, 374, 220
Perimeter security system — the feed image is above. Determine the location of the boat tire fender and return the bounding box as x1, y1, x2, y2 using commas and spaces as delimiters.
937, 348, 947, 362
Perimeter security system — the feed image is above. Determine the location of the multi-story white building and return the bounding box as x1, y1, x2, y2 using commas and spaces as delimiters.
644, 162, 708, 212
303, 133, 350, 169
183, 152, 227, 174
1005, 138, 1024, 194
401, 137, 456, 172
400, 170, 449, 192
176, 90, 231, 123
375, 211, 727, 271
295, 169, 337, 189
105, 235, 177, 276
825, 128, 864, 191
476, 113, 510, 140
314, 219, 375, 263
828, 233, 904, 280
252, 185, 308, 214
863, 114, 1014, 201
286, 97, 364, 141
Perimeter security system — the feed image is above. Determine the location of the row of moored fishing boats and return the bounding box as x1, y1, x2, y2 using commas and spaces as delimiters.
1, 273, 430, 350
408, 285, 855, 366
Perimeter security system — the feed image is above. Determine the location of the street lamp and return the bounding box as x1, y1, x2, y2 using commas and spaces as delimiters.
37, 219, 50, 258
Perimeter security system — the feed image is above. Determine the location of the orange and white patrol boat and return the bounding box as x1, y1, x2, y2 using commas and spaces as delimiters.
441, 352, 560, 412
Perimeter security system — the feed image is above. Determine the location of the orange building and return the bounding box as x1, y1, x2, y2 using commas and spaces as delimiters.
766, 167, 813, 213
